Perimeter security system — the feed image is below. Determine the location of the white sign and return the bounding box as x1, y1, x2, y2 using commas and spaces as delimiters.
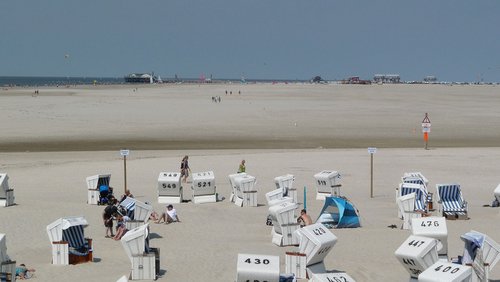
422, 127, 431, 133
120, 149, 130, 156
422, 122, 431, 128
368, 147, 377, 154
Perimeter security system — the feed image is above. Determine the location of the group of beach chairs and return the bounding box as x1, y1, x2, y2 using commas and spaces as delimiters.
395, 171, 500, 281
396, 172, 471, 231
236, 171, 358, 281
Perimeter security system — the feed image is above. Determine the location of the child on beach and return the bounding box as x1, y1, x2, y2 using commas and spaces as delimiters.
238, 159, 246, 173
15, 264, 35, 279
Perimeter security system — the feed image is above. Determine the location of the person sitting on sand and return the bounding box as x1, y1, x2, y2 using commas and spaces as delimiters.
15, 263, 35, 279
155, 204, 180, 224
113, 214, 130, 240
297, 209, 313, 227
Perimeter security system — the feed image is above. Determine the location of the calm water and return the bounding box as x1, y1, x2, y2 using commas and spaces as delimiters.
0, 76, 124, 87
0, 76, 310, 87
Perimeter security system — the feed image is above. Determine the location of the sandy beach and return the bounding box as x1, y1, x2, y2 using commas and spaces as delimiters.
1, 83, 500, 281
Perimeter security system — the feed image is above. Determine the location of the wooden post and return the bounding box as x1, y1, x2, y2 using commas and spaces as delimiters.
368, 147, 377, 198
370, 153, 374, 198
123, 155, 127, 194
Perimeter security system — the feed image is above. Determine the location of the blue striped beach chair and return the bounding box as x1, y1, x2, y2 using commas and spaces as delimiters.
400, 183, 428, 212
120, 196, 136, 219
46, 216, 93, 265
436, 183, 468, 219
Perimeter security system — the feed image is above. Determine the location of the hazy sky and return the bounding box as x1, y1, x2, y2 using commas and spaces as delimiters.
1, 0, 499, 81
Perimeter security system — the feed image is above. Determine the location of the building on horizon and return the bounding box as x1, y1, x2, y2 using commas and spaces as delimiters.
124, 73, 161, 84
373, 74, 400, 84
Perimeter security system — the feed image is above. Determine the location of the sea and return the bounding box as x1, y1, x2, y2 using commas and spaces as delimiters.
0, 76, 311, 87
0, 76, 124, 87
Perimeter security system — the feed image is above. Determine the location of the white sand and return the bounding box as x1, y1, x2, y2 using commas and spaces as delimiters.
1, 84, 500, 281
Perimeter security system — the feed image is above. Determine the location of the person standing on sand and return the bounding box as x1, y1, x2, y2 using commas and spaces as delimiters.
180, 155, 190, 183
238, 159, 246, 173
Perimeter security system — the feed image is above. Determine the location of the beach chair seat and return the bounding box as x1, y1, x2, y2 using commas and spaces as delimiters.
402, 172, 429, 188
436, 184, 468, 220
395, 235, 439, 279
121, 224, 160, 280
47, 216, 93, 265
268, 202, 299, 246
0, 173, 15, 207
86, 174, 111, 205
397, 193, 422, 230
296, 223, 338, 278
157, 172, 183, 204
314, 170, 341, 200
274, 174, 296, 203
236, 253, 280, 282
119, 197, 153, 229
493, 183, 500, 205
460, 230, 500, 281
191, 171, 217, 204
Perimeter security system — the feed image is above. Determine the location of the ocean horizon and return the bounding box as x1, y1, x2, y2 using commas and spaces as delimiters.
0, 75, 314, 87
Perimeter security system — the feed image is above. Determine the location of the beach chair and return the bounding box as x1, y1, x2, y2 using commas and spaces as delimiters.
418, 261, 472, 282
0, 173, 15, 207
274, 174, 296, 203
119, 197, 153, 230
493, 183, 500, 206
233, 174, 258, 207
120, 224, 160, 280
460, 230, 500, 281
228, 173, 247, 203
396, 193, 422, 230
191, 171, 217, 204
294, 223, 338, 278
313, 170, 341, 200
46, 216, 93, 265
117, 275, 129, 282
86, 174, 111, 205
411, 217, 449, 258
0, 234, 16, 282
397, 182, 428, 217
236, 253, 280, 282
436, 183, 468, 220
309, 273, 356, 282
402, 172, 429, 188
395, 235, 439, 279
268, 202, 299, 246
157, 172, 183, 204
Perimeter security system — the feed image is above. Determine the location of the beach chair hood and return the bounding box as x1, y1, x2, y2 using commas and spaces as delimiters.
316, 196, 360, 228
47, 216, 88, 243
0, 233, 8, 262
120, 223, 150, 264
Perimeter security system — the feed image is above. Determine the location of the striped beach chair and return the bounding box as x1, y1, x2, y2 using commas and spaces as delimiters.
396, 193, 422, 229
399, 183, 428, 212
402, 172, 429, 188
436, 183, 468, 219
119, 196, 136, 219
46, 216, 93, 265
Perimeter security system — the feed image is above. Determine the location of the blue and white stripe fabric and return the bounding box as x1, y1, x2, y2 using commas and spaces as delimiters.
119, 197, 136, 219
437, 184, 466, 213
400, 183, 427, 211
62, 225, 88, 255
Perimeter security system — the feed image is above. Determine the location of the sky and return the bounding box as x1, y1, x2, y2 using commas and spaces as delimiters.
1, 0, 500, 82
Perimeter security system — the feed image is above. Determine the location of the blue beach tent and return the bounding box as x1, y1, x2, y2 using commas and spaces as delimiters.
316, 196, 361, 228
